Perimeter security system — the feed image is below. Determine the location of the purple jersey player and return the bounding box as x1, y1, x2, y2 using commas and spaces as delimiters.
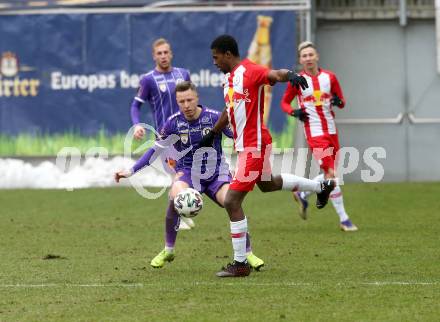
116, 81, 264, 271
130, 38, 192, 230
130, 38, 191, 140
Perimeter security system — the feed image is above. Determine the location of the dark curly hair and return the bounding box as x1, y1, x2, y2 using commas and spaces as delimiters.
210, 35, 240, 57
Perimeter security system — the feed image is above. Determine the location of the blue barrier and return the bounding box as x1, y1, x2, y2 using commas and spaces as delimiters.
0, 10, 296, 137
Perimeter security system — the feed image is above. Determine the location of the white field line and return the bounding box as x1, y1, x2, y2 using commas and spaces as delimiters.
0, 281, 438, 288
361, 281, 439, 286
0, 283, 144, 288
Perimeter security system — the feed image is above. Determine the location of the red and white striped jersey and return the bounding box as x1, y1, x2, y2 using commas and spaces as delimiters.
281, 69, 345, 139
223, 59, 272, 151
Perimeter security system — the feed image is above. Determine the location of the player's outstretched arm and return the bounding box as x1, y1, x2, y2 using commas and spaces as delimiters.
268, 69, 308, 90
114, 134, 178, 182
115, 169, 133, 183
114, 148, 157, 183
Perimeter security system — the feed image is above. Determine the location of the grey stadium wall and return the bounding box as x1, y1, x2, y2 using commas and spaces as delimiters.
315, 19, 440, 182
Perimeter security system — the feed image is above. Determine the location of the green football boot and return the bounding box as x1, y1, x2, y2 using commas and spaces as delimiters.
246, 252, 264, 271
150, 249, 175, 268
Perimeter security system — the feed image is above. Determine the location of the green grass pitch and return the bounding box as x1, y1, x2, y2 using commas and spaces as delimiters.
0, 183, 439, 321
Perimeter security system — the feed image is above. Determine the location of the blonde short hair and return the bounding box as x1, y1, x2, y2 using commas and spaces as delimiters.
152, 38, 171, 52
298, 41, 316, 54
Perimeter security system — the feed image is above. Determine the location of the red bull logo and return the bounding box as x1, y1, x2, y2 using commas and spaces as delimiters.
225, 88, 233, 109
303, 90, 331, 107
226, 88, 251, 110
233, 89, 251, 104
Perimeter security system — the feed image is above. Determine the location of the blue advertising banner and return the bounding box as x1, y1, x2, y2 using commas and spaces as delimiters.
0, 10, 297, 155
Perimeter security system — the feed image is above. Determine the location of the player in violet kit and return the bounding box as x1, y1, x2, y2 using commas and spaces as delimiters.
131, 38, 191, 138
199, 35, 336, 278
129, 38, 193, 230
116, 81, 265, 270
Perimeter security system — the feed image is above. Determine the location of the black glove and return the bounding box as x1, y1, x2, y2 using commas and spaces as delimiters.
330, 95, 343, 107
290, 109, 309, 122
287, 71, 308, 90
199, 129, 216, 147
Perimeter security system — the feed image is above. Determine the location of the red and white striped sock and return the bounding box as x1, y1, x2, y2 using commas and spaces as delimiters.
230, 217, 248, 263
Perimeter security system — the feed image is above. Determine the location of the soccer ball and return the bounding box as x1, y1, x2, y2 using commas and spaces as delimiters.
173, 188, 203, 218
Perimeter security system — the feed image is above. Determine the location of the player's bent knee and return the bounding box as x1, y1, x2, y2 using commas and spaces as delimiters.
258, 181, 278, 193
169, 181, 190, 199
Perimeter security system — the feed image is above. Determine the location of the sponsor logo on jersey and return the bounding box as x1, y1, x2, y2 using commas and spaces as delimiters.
159, 83, 167, 92
180, 133, 189, 144
303, 90, 331, 107
233, 88, 251, 104
201, 116, 210, 123
202, 127, 212, 136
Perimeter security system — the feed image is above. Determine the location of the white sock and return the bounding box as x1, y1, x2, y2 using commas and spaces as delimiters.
230, 217, 248, 263
165, 246, 174, 253
301, 174, 325, 199
330, 186, 349, 222
281, 173, 321, 192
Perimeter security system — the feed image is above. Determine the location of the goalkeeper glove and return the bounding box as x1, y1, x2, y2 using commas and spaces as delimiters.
330, 95, 343, 107
287, 71, 308, 90
290, 109, 309, 122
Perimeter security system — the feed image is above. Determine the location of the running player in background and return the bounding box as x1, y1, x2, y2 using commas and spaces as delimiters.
200, 35, 336, 277
281, 41, 358, 232
117, 81, 264, 270
129, 38, 194, 230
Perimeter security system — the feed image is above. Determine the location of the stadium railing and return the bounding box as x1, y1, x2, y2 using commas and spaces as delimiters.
315, 0, 434, 19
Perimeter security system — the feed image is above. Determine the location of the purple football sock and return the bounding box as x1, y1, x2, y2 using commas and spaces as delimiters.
165, 200, 180, 248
